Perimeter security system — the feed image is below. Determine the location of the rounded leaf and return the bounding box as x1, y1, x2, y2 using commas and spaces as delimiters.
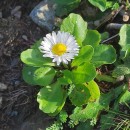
83, 30, 101, 48
72, 62, 96, 84
91, 45, 116, 67
54, 0, 81, 16
71, 45, 94, 66
84, 80, 100, 102
37, 82, 67, 114
33, 67, 56, 86
22, 66, 55, 86
60, 13, 87, 46
21, 49, 54, 67
88, 0, 107, 12
22, 66, 38, 85
119, 24, 130, 50
69, 84, 91, 106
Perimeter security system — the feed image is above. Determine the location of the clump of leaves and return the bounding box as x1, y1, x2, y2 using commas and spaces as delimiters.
113, 24, 130, 87
100, 84, 130, 130
20, 13, 117, 129
88, 0, 120, 11
52, 0, 81, 16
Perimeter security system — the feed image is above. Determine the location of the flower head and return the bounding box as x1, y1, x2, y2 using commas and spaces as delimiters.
39, 31, 79, 65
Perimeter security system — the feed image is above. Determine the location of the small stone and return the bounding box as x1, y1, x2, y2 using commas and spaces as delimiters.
0, 34, 4, 40
30, 0, 55, 31
11, 111, 18, 117
124, 110, 128, 114
94, 20, 100, 27
116, 76, 124, 82
14, 11, 22, 19
0, 82, 7, 91
22, 35, 28, 41
0, 12, 2, 18
120, 10, 130, 22
123, 13, 129, 22
11, 6, 21, 15
0, 96, 2, 108
14, 80, 20, 87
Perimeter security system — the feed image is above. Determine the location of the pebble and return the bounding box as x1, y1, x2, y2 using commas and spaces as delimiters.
94, 20, 100, 27
116, 76, 124, 82
11, 6, 22, 19
0, 96, 2, 108
11, 6, 21, 15
22, 35, 28, 41
0, 34, 4, 40
30, 0, 55, 31
14, 11, 22, 19
124, 110, 128, 114
14, 80, 20, 87
0, 12, 2, 18
123, 13, 129, 22
11, 111, 18, 117
0, 82, 7, 91
120, 10, 130, 22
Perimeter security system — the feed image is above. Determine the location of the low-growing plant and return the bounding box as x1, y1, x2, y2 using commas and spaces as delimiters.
20, 13, 118, 129
88, 0, 120, 11
52, 0, 121, 17
113, 24, 130, 86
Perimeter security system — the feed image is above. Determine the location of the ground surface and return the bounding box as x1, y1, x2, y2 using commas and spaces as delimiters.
0, 0, 54, 130
0, 0, 130, 130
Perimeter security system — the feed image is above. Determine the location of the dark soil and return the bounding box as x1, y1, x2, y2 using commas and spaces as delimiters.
0, 0, 130, 130
0, 0, 53, 130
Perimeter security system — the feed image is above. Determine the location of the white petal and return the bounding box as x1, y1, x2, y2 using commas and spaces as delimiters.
40, 31, 79, 65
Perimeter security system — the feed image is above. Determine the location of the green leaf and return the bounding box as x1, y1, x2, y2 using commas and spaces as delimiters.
37, 82, 67, 114
31, 39, 42, 49
21, 49, 54, 67
84, 80, 100, 102
57, 77, 68, 85
88, 0, 107, 12
92, 45, 116, 67
101, 32, 109, 41
119, 24, 130, 51
22, 66, 56, 86
60, 13, 87, 46
72, 62, 96, 84
71, 45, 94, 66
54, 0, 81, 16
100, 85, 127, 130
77, 122, 93, 130
100, 113, 115, 130
33, 67, 55, 86
119, 90, 130, 104
83, 30, 101, 48
69, 84, 91, 106
22, 66, 38, 85
70, 91, 115, 123
59, 110, 68, 123
112, 65, 130, 77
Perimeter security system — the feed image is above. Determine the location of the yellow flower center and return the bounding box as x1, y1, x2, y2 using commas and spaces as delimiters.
52, 43, 67, 56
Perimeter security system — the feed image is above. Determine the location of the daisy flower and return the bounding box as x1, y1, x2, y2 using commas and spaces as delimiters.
39, 31, 79, 65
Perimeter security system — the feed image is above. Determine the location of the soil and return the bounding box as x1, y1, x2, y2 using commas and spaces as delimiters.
0, 0, 130, 130
0, 0, 54, 130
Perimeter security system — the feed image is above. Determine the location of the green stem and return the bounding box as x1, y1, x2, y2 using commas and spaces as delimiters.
96, 74, 116, 83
